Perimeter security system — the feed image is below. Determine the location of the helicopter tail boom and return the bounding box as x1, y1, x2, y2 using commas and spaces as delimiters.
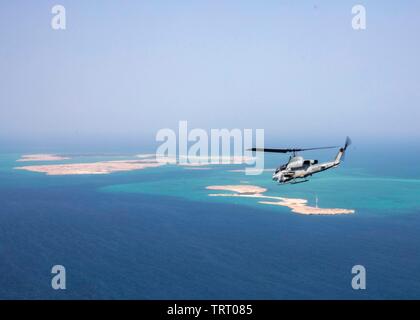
334, 149, 345, 164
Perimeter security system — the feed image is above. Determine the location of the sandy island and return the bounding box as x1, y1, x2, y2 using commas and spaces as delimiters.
228, 169, 275, 173
14, 154, 256, 175
151, 155, 256, 167
17, 154, 70, 162
207, 185, 267, 195
135, 155, 257, 167
206, 185, 355, 215
15, 160, 164, 175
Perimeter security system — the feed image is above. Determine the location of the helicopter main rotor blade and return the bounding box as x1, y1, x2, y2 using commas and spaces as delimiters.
248, 146, 338, 153
297, 146, 339, 152
249, 148, 296, 153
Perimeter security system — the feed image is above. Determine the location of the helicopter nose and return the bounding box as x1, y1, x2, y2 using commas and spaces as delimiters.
277, 174, 287, 182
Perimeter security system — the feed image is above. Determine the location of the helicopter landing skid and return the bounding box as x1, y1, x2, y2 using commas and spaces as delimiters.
281, 178, 309, 185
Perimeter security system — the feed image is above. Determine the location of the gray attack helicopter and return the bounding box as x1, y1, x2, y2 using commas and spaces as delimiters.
250, 137, 352, 184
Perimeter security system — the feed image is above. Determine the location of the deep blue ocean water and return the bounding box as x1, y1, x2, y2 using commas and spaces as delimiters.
0, 147, 419, 299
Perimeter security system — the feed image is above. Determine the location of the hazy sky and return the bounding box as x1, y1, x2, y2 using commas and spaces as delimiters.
0, 1, 419, 150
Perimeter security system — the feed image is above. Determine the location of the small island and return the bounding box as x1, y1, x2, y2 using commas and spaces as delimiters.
15, 160, 164, 175
17, 154, 70, 162
206, 185, 267, 195
206, 185, 355, 215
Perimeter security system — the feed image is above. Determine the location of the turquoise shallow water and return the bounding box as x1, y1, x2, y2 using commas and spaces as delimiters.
1, 149, 420, 299
101, 161, 420, 217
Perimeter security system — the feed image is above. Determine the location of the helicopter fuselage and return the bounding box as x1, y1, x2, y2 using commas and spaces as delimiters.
273, 148, 344, 184
250, 137, 351, 184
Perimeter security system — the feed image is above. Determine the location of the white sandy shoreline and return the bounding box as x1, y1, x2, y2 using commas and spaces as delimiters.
14, 160, 164, 175
17, 154, 70, 162
206, 185, 355, 216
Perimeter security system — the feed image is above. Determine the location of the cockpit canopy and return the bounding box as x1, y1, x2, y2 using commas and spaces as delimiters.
287, 156, 304, 169
275, 164, 287, 173
276, 157, 318, 173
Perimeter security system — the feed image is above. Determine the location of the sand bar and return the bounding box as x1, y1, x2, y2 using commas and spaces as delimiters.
206, 185, 267, 194
228, 168, 275, 173
17, 154, 70, 162
15, 160, 164, 175
206, 185, 267, 195
136, 154, 157, 159
206, 185, 354, 215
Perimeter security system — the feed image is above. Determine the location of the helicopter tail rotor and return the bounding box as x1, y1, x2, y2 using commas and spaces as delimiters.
341, 136, 352, 161
344, 136, 352, 151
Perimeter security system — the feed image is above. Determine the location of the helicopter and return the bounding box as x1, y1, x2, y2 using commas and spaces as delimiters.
250, 137, 352, 184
